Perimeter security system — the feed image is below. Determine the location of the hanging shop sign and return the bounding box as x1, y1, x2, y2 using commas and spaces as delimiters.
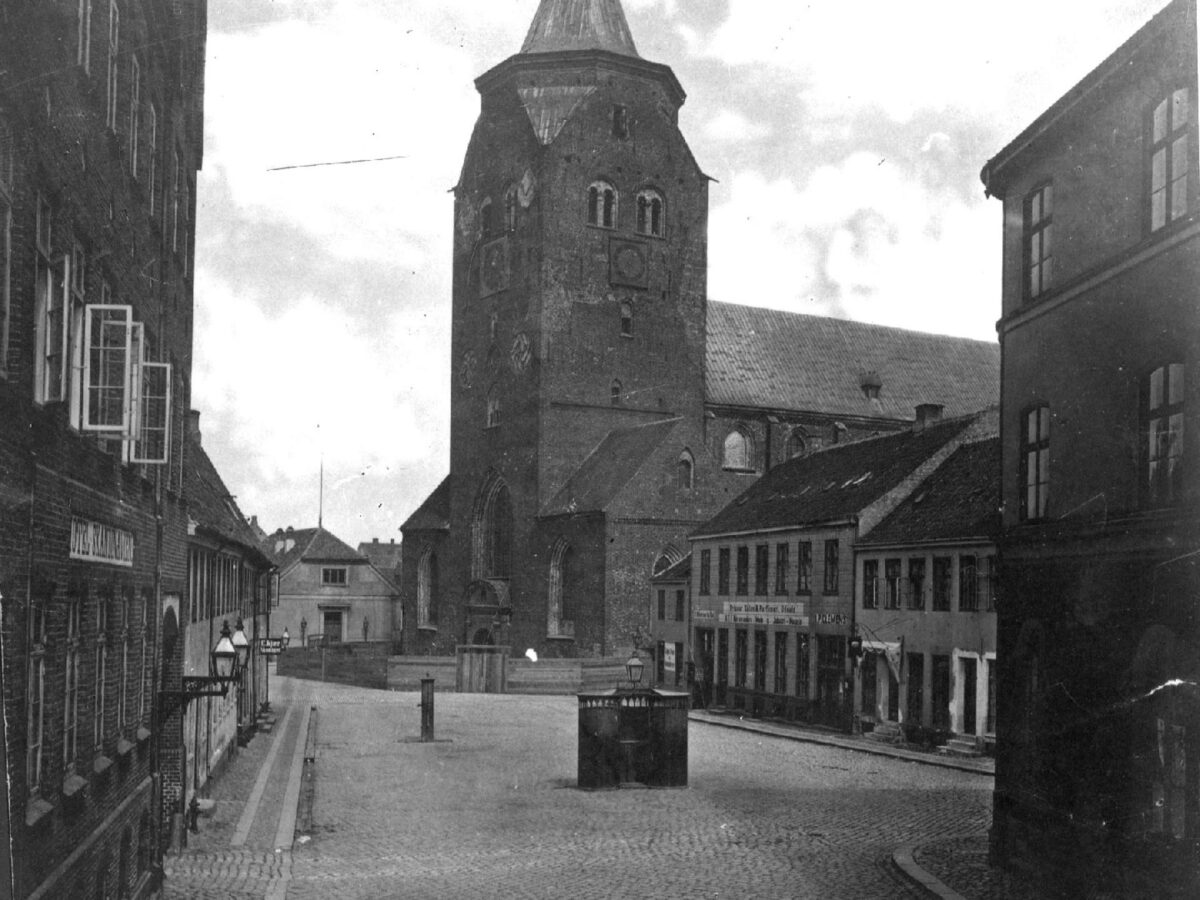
69, 517, 134, 567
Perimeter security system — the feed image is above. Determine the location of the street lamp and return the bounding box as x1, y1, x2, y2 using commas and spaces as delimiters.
160, 620, 244, 716
232, 619, 251, 672
625, 653, 645, 687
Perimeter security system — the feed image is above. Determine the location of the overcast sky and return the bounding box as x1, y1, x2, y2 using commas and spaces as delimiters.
194, 0, 1168, 548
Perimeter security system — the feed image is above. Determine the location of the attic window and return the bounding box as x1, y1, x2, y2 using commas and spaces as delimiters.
860, 371, 882, 401
321, 567, 347, 586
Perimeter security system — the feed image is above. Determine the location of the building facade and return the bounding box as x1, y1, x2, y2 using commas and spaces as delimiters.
399, 0, 1001, 665
982, 1, 1200, 893
182, 419, 273, 819
649, 554, 689, 691
690, 409, 995, 733
0, 1, 207, 896
263, 527, 398, 650
854, 437, 999, 748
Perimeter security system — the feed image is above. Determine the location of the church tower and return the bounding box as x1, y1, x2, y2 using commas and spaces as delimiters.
411, 0, 710, 656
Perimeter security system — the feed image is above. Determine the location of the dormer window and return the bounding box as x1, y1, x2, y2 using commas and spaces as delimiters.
636, 190, 664, 237
321, 567, 347, 586
587, 180, 617, 229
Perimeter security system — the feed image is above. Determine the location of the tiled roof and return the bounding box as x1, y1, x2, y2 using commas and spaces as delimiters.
259, 526, 364, 570
706, 302, 999, 420
401, 476, 451, 532
693, 417, 974, 538
860, 438, 1001, 547
521, 0, 639, 57
542, 418, 681, 516
357, 540, 403, 573
185, 437, 270, 565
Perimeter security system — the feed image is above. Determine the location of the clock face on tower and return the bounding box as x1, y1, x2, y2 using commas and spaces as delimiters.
609, 237, 649, 288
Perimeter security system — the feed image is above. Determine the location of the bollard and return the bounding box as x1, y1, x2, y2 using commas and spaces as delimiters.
419, 676, 435, 742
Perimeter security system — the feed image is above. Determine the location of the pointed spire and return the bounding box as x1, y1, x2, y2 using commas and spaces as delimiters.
521, 0, 640, 58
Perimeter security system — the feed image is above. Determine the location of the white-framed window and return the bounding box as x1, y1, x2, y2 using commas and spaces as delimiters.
321, 567, 348, 586
128, 54, 140, 177
636, 189, 664, 236
1150, 88, 1190, 233
77, 0, 93, 73
587, 180, 617, 228
0, 112, 11, 377
105, 1, 119, 131
34, 197, 69, 404
131, 358, 172, 464
26, 598, 47, 791
94, 594, 109, 751
118, 595, 129, 732
64, 596, 81, 769
82, 303, 133, 432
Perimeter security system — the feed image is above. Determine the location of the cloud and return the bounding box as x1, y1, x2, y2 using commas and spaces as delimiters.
704, 109, 772, 142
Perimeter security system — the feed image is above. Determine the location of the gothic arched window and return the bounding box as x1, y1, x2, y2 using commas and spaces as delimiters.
636, 189, 664, 236
486, 384, 501, 428
724, 428, 754, 471
619, 301, 633, 337
548, 540, 576, 637
504, 184, 518, 232
678, 450, 694, 489
587, 180, 617, 228
786, 428, 808, 460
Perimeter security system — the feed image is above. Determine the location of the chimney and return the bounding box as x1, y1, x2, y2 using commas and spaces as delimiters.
914, 404, 944, 433
187, 410, 202, 445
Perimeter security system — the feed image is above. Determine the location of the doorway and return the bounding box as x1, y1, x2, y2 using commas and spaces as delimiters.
961, 657, 978, 736
323, 610, 343, 644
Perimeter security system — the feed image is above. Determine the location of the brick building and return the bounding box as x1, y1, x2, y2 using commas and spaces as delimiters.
689, 409, 995, 733
400, 0, 1001, 664
0, 1, 207, 897
981, 0, 1200, 893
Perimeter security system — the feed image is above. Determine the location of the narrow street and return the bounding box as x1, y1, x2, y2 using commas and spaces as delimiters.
164, 677, 992, 899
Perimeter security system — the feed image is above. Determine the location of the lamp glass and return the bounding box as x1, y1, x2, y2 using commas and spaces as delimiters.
626, 654, 644, 685
232, 620, 250, 668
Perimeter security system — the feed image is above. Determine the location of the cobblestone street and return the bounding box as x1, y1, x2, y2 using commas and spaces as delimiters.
164, 677, 993, 899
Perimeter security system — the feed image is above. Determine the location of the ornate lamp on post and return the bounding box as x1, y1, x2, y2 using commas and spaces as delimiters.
625, 653, 645, 689
159, 619, 244, 716
232, 619, 251, 745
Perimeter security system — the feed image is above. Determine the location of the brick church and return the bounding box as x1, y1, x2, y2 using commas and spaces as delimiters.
399, 0, 999, 660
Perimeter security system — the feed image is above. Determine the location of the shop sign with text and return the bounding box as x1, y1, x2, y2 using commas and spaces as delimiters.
69, 517, 134, 567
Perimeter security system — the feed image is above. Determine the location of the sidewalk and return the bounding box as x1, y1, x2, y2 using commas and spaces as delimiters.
688, 708, 995, 776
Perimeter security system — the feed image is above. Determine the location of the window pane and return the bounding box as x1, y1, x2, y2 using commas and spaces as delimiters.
1041, 223, 1052, 259
1154, 98, 1168, 142
1152, 189, 1167, 231
1152, 148, 1167, 190
1038, 407, 1051, 438
1172, 88, 1189, 129
1030, 192, 1041, 224
1168, 364, 1185, 405
1042, 184, 1052, 217
1029, 232, 1040, 264
1041, 257, 1053, 291
1027, 409, 1038, 438
1172, 174, 1188, 220
1150, 366, 1165, 410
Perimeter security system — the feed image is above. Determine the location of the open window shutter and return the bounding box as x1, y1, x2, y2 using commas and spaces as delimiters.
82, 304, 133, 431
54, 255, 71, 401
131, 362, 171, 464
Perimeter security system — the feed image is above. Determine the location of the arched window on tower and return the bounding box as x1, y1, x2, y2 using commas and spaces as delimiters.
611, 379, 622, 406
417, 547, 437, 628
678, 450, 695, 490
486, 384, 501, 428
588, 180, 617, 228
619, 301, 634, 337
724, 428, 754, 471
480, 198, 496, 240
504, 184, 518, 232
548, 540, 577, 637
486, 484, 512, 579
636, 189, 664, 237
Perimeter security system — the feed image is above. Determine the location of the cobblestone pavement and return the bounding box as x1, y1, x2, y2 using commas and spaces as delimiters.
165, 677, 994, 899
911, 835, 1049, 900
